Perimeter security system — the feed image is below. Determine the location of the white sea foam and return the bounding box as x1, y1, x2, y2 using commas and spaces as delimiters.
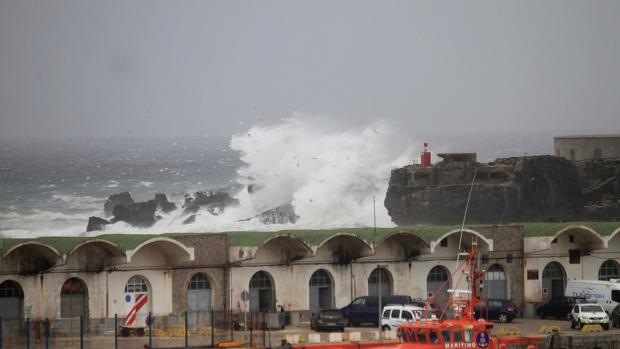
2, 114, 417, 236
138, 181, 154, 188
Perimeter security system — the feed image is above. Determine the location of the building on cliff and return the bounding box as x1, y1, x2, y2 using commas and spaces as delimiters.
555, 134, 620, 161
1, 223, 620, 332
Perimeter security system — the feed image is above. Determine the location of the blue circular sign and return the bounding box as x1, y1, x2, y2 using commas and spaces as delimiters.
476, 332, 490, 348
125, 294, 132, 303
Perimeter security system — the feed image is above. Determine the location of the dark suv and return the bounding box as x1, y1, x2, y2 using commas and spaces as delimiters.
340, 295, 413, 326
474, 299, 518, 323
536, 296, 587, 320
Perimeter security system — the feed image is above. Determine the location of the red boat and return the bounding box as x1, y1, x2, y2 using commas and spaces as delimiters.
293, 243, 544, 349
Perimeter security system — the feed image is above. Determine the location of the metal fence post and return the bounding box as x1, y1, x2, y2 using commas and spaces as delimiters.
184, 310, 188, 349
249, 312, 253, 348
0, 317, 3, 349
262, 312, 266, 349
230, 309, 233, 342
148, 312, 152, 349
80, 315, 84, 349
45, 318, 49, 349
210, 309, 215, 348
114, 314, 118, 349
25, 317, 30, 349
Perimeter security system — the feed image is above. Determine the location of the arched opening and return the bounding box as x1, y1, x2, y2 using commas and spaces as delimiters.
368, 267, 392, 296
598, 260, 620, 281
188, 273, 212, 313
484, 264, 508, 300
542, 262, 566, 300
375, 232, 430, 260
249, 271, 275, 312
60, 278, 88, 318
309, 269, 334, 312
427, 265, 451, 312
315, 234, 373, 264
124, 275, 151, 328
254, 235, 313, 264
0, 280, 24, 319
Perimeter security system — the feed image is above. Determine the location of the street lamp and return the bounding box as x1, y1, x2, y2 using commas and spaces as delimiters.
377, 264, 388, 333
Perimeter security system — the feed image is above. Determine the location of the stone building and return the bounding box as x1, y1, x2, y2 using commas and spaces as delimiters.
0, 223, 619, 327
554, 134, 620, 161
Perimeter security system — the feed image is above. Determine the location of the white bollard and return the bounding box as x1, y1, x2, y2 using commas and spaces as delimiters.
349, 332, 362, 341
285, 334, 300, 344
329, 332, 342, 343
369, 331, 381, 341
308, 333, 322, 343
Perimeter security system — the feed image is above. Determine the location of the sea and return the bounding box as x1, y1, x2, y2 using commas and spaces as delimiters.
0, 117, 554, 238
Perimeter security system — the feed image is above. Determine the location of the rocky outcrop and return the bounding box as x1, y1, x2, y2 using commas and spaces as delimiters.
111, 193, 177, 227
385, 154, 587, 225
183, 191, 239, 215
86, 216, 110, 232
103, 192, 134, 217
257, 203, 299, 224
576, 158, 620, 220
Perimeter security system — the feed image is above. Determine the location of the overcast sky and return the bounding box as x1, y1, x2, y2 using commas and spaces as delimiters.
1, 0, 619, 139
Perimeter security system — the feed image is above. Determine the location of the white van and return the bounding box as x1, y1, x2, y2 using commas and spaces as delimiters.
380, 304, 426, 331
565, 279, 620, 314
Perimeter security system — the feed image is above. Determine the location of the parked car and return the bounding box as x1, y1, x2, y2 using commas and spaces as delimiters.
380, 304, 425, 331
569, 303, 609, 330
611, 304, 620, 328
474, 299, 518, 323
536, 296, 586, 320
310, 309, 345, 332
340, 295, 413, 326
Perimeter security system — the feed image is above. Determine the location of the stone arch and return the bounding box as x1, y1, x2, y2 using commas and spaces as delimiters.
542, 262, 566, 300
606, 228, 620, 249
1, 242, 62, 273
123, 275, 152, 327
309, 269, 335, 312
0, 280, 24, 319
375, 231, 430, 259
65, 239, 127, 270
368, 267, 392, 296
187, 273, 212, 313
548, 225, 605, 250
598, 260, 620, 281
316, 233, 373, 263
126, 237, 194, 265
427, 265, 451, 309
249, 271, 275, 312
60, 277, 89, 318
484, 264, 508, 300
431, 229, 493, 253
254, 234, 313, 263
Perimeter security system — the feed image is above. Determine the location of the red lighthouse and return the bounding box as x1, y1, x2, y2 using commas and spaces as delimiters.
421, 142, 431, 167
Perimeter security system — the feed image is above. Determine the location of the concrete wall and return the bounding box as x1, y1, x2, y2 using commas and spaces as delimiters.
555, 136, 620, 161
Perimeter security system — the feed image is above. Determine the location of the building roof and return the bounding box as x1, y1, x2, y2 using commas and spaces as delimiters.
1, 222, 619, 255
554, 134, 620, 139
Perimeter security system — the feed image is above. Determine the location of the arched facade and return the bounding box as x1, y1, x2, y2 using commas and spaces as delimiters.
124, 275, 151, 327
187, 273, 211, 312
484, 264, 508, 300
60, 278, 88, 318
368, 267, 392, 296
309, 269, 334, 312
542, 262, 566, 300
0, 280, 24, 319
427, 265, 451, 306
598, 260, 620, 281
249, 271, 275, 312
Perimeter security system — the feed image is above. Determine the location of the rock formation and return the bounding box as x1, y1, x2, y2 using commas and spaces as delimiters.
110, 193, 177, 227
385, 153, 592, 225
86, 216, 110, 232
182, 190, 239, 215
257, 203, 299, 224
103, 192, 134, 217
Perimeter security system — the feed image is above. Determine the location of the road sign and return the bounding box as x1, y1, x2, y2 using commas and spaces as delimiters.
241, 290, 250, 302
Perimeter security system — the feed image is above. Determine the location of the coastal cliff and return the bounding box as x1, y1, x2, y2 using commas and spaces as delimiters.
385, 154, 620, 225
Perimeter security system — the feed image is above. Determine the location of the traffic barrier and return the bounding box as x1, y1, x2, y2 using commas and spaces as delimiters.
349, 332, 361, 341
369, 331, 380, 341
308, 333, 321, 343
299, 335, 306, 343
341, 332, 349, 341
498, 326, 521, 337
581, 324, 603, 333
383, 330, 397, 340
285, 335, 300, 344
328, 333, 342, 343
538, 325, 560, 334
